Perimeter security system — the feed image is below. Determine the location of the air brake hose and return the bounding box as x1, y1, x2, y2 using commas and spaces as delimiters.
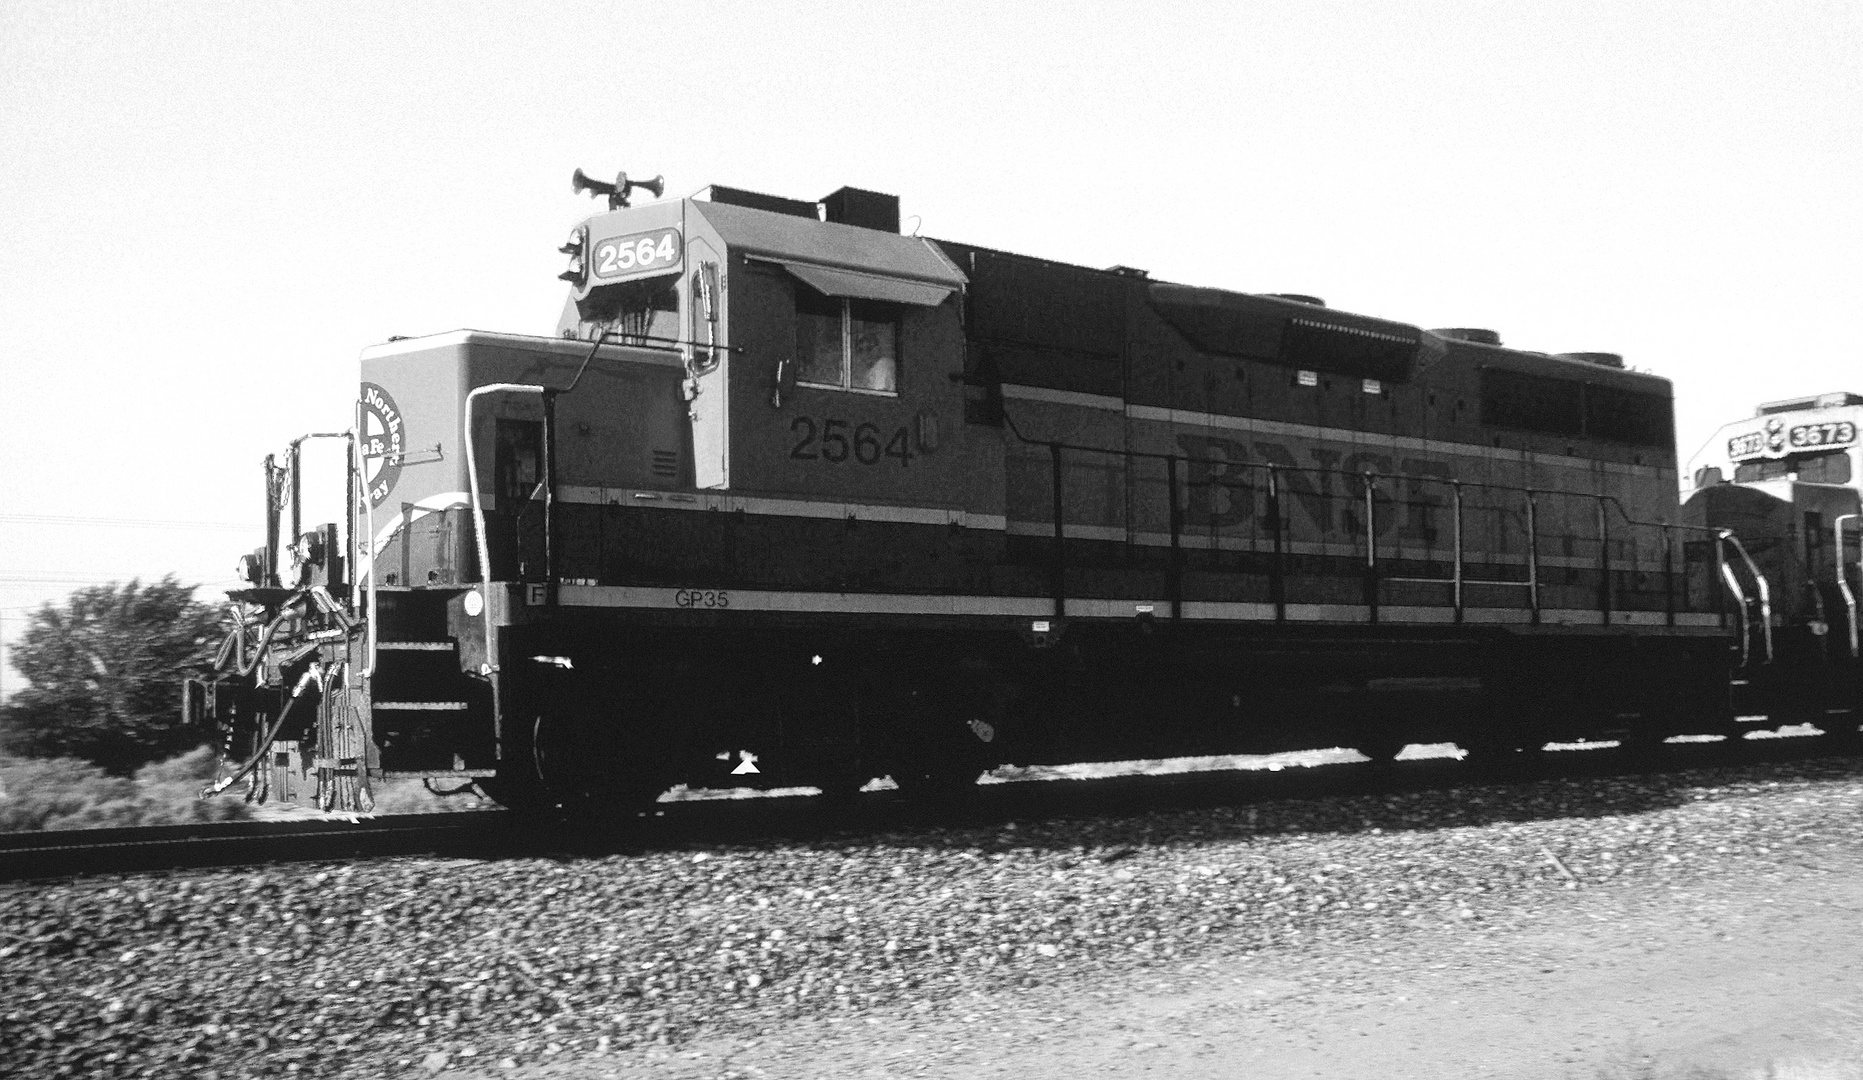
197, 661, 330, 799
198, 691, 302, 799
217, 590, 312, 679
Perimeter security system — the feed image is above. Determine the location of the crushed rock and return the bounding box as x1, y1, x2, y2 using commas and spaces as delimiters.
2, 758, 1859, 1078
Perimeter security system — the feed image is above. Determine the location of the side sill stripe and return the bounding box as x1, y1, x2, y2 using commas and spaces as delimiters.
552, 585, 1726, 630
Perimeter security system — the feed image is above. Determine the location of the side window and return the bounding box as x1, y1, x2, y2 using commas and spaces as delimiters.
795, 288, 844, 386
794, 286, 900, 395
848, 299, 898, 392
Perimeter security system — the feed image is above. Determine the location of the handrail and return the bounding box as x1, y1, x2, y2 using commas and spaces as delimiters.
1451, 482, 1463, 619
463, 383, 551, 764
354, 399, 379, 678
1720, 531, 1773, 664
1718, 551, 1753, 668
464, 384, 549, 673
275, 430, 364, 677
1004, 407, 1735, 522
1837, 513, 1859, 659
1001, 401, 1773, 636
285, 431, 355, 539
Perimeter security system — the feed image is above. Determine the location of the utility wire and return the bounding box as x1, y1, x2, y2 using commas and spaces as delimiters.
0, 574, 236, 586
0, 514, 253, 531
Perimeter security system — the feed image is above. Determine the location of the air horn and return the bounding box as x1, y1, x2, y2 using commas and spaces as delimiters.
571, 168, 665, 210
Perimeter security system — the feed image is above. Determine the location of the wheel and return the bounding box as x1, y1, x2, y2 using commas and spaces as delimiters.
1459, 736, 1542, 778
888, 759, 982, 796
474, 770, 562, 818
489, 664, 670, 821
1822, 711, 1863, 752
811, 764, 870, 807
868, 681, 994, 800
1353, 732, 1409, 765
1615, 725, 1671, 764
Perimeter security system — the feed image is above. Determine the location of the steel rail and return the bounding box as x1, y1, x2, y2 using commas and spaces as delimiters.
0, 812, 509, 883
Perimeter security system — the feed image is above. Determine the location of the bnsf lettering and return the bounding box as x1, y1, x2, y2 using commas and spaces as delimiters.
1176, 434, 1450, 541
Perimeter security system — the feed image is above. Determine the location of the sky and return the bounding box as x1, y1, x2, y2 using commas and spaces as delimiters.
2, 1, 1859, 694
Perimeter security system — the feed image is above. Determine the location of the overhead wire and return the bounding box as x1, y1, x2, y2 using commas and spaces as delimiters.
0, 514, 253, 531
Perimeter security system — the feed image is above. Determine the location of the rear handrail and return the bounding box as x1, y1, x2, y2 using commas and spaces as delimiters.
1837, 513, 1860, 659
1716, 542, 1752, 668
1719, 531, 1773, 665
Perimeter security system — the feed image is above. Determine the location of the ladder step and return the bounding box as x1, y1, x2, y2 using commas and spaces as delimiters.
377, 641, 455, 651
374, 701, 470, 711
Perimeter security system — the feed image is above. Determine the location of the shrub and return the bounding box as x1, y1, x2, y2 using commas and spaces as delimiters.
0, 747, 251, 832
0, 577, 228, 775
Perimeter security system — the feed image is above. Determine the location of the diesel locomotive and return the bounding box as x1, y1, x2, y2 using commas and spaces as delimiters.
185, 170, 1861, 813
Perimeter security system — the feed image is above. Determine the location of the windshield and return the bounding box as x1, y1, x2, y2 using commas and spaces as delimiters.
577, 274, 680, 346
1733, 448, 1853, 485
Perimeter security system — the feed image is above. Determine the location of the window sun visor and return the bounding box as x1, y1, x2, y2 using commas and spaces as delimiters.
779, 262, 954, 307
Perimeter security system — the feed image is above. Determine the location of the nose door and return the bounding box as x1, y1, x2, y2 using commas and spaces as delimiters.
494, 418, 545, 580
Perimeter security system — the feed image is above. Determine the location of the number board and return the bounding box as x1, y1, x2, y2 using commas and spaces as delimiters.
1726, 432, 1765, 460
1788, 420, 1857, 450
1728, 419, 1858, 461
591, 227, 682, 280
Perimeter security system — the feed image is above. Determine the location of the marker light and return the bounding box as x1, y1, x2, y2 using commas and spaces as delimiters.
557, 228, 586, 283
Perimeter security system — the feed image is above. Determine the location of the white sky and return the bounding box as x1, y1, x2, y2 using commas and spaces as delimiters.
2, 1, 1859, 692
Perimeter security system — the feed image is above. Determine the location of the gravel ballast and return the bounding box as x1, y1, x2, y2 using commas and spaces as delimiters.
3, 757, 1860, 1079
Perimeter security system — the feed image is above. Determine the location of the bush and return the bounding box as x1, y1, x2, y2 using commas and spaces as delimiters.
0, 577, 228, 775
0, 747, 251, 832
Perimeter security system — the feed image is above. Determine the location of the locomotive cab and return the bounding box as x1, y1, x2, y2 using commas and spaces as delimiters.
554, 184, 977, 507
1684, 393, 1863, 724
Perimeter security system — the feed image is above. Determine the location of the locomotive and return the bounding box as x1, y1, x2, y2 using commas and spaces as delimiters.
185, 170, 1860, 814
1683, 392, 1863, 726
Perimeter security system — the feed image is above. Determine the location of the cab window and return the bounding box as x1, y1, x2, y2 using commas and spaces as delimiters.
796, 287, 899, 394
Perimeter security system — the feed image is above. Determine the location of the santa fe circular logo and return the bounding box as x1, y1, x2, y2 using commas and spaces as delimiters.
360, 382, 405, 508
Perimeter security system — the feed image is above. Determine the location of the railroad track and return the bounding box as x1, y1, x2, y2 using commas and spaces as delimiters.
0, 811, 513, 882
3, 733, 1854, 882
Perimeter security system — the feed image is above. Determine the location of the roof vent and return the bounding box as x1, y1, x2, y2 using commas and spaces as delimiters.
1107, 265, 1150, 278
1759, 392, 1863, 415
821, 186, 899, 232
1267, 293, 1326, 307
1434, 328, 1502, 346
697, 185, 820, 219
1556, 352, 1624, 369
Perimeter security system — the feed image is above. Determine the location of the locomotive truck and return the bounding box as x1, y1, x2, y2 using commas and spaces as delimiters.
185, 170, 1860, 814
